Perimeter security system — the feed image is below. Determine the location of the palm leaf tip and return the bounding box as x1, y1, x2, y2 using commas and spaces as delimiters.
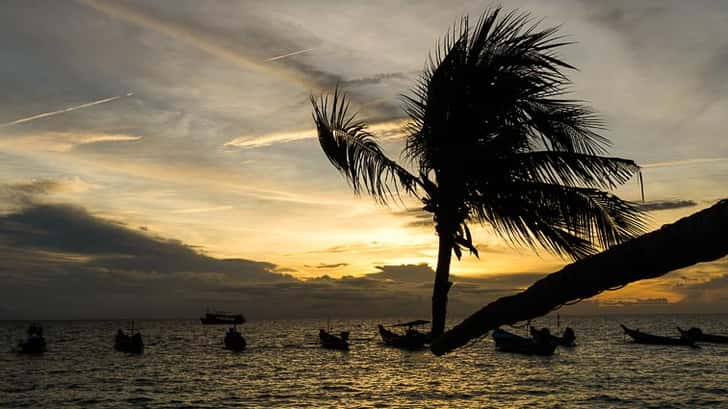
310, 89, 419, 205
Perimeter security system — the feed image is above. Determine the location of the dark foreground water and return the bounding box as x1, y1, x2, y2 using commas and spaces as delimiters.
2, 315, 728, 408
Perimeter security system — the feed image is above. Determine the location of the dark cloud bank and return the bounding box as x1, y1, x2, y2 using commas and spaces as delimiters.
0, 201, 523, 320
1, 198, 726, 320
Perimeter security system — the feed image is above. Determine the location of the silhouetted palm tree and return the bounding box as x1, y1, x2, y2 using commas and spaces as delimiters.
311, 8, 645, 338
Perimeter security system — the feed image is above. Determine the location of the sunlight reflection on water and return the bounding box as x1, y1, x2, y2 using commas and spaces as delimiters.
1, 315, 728, 408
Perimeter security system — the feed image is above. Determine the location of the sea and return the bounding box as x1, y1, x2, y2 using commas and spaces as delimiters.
1, 314, 727, 408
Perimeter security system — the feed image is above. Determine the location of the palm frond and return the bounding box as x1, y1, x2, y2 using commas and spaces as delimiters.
401, 6, 612, 170
311, 89, 419, 205
487, 151, 640, 190
468, 183, 646, 259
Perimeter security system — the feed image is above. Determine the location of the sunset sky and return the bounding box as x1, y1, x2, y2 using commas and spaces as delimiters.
1, 0, 727, 319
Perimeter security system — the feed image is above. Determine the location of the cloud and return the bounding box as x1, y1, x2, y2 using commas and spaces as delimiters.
305, 263, 349, 269
366, 263, 434, 282
0, 203, 291, 279
0, 201, 545, 319
0, 132, 142, 153
170, 205, 233, 214
638, 200, 698, 211
2, 201, 725, 320
670, 258, 728, 307
224, 119, 407, 149
0, 201, 309, 318
224, 129, 315, 149
641, 157, 728, 168
597, 297, 669, 307
341, 72, 413, 87
0, 177, 97, 207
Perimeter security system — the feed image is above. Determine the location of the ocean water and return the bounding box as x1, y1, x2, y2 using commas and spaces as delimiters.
1, 315, 728, 408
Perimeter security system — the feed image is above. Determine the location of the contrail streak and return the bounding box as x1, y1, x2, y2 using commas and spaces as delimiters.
0, 93, 134, 128
265, 48, 315, 62
76, 0, 324, 91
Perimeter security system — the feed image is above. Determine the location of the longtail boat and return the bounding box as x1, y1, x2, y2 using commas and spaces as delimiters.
621, 324, 695, 346
114, 321, 143, 353
17, 323, 46, 354
319, 329, 349, 350
493, 328, 558, 356
378, 320, 430, 350
200, 310, 245, 325
224, 325, 246, 351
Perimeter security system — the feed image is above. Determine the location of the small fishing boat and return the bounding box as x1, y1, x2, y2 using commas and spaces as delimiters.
200, 310, 245, 325
530, 326, 576, 347
493, 328, 558, 356
378, 320, 430, 350
677, 327, 728, 344
17, 323, 46, 354
114, 322, 144, 353
319, 329, 349, 351
621, 324, 695, 346
224, 325, 246, 351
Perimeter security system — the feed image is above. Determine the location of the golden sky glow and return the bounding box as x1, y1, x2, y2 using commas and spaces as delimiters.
1, 0, 727, 318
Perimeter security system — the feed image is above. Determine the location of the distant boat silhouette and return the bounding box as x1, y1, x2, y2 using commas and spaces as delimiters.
493, 328, 558, 356
17, 323, 46, 354
223, 325, 246, 351
114, 321, 144, 353
378, 320, 430, 350
621, 324, 695, 346
200, 310, 245, 325
319, 329, 349, 351
677, 327, 728, 344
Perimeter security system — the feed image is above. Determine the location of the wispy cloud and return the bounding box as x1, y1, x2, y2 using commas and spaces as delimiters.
0, 177, 98, 207
0, 93, 133, 128
170, 205, 233, 214
0, 132, 142, 152
341, 72, 413, 87
641, 157, 728, 168
224, 119, 407, 149
638, 200, 698, 211
225, 129, 314, 149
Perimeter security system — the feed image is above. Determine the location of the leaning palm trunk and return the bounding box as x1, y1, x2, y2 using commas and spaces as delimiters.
431, 199, 728, 355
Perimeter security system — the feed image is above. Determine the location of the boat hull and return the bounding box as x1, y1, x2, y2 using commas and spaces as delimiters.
18, 337, 46, 354
493, 329, 557, 356
621, 325, 694, 346
378, 325, 427, 350
319, 330, 349, 351
115, 333, 144, 353
224, 331, 247, 351
201, 314, 245, 325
